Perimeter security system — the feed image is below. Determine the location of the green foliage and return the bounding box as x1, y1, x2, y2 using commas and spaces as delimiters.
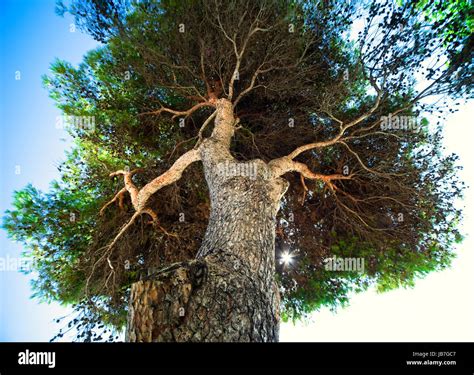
3, 181, 97, 303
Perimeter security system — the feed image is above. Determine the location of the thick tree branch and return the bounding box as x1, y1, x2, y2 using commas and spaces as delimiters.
136, 148, 201, 210
269, 157, 354, 182
100, 148, 201, 252
108, 168, 144, 210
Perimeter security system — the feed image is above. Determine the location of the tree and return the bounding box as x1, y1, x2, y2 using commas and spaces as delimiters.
3, 0, 472, 342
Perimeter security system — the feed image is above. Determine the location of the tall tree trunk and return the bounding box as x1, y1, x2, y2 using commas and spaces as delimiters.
126, 99, 288, 342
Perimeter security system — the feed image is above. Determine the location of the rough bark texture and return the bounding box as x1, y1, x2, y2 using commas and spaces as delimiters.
126, 99, 288, 342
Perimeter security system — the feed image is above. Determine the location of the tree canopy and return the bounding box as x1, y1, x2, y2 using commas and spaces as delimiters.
3, 0, 472, 341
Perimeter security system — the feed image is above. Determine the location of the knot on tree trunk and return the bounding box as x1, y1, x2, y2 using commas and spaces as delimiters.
126, 260, 207, 342
126, 257, 279, 342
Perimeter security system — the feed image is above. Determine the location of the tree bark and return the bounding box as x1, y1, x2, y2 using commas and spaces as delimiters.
126, 99, 288, 342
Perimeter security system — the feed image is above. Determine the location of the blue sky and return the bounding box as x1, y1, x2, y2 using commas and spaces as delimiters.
0, 0, 97, 341
0, 0, 473, 342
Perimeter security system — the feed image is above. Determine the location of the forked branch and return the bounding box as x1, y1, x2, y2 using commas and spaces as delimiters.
100, 148, 202, 250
